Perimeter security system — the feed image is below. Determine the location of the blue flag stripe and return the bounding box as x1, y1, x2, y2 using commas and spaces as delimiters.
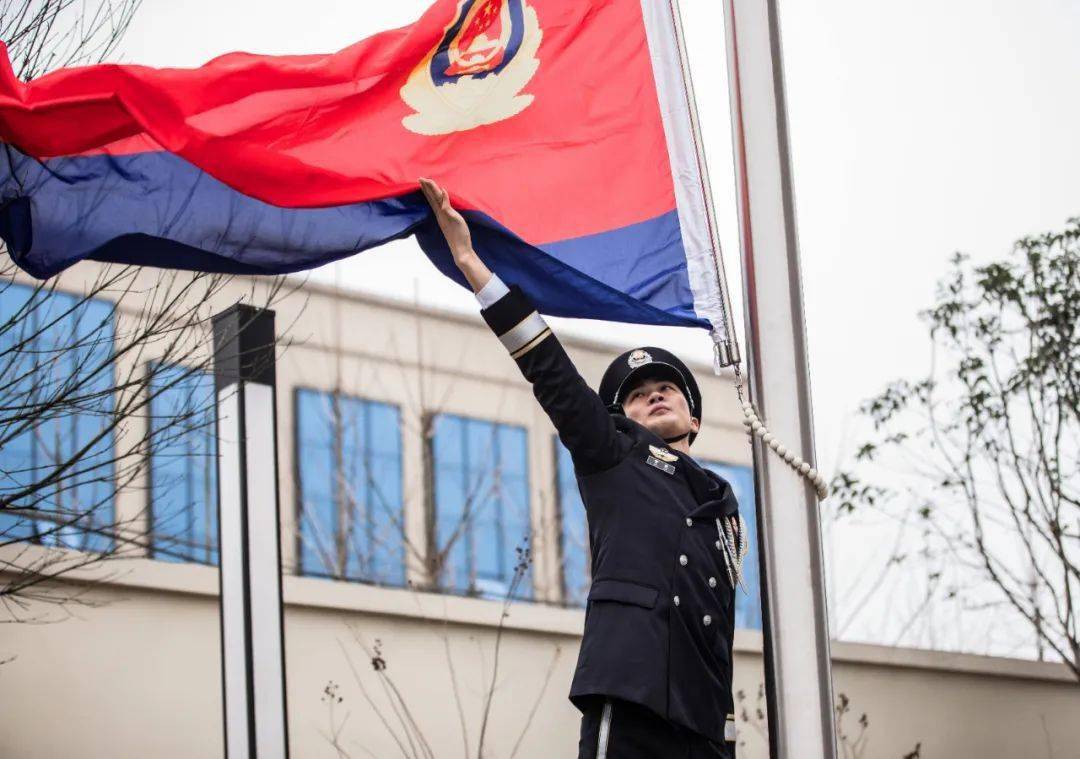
0, 146, 706, 328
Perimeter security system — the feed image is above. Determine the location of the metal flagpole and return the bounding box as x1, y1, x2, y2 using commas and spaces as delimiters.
213, 304, 290, 759
718, 1, 838, 757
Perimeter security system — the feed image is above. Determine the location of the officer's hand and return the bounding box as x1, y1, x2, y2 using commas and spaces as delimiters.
418, 177, 493, 292
419, 177, 473, 262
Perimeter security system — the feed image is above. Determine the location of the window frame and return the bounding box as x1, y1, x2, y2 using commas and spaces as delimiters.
0, 282, 118, 554
553, 436, 590, 607
427, 411, 533, 601
701, 459, 762, 631
145, 360, 219, 566
292, 386, 406, 587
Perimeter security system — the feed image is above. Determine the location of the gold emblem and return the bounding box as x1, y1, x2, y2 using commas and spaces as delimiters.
649, 445, 678, 463
627, 349, 652, 369
400, 0, 543, 136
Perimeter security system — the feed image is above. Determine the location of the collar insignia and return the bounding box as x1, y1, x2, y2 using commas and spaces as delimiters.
649, 444, 678, 463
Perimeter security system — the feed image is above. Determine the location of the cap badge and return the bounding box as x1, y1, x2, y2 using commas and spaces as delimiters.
649, 445, 678, 463
627, 349, 652, 368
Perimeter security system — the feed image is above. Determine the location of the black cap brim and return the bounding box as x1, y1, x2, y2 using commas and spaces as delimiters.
614, 362, 696, 416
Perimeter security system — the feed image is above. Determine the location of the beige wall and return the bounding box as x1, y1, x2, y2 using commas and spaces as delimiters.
1, 556, 1077, 758
2, 266, 1078, 757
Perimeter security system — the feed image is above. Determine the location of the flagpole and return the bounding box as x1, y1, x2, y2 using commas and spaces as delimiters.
717, 1, 838, 758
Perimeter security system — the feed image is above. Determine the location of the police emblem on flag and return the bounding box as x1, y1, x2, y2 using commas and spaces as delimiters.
401, 0, 542, 135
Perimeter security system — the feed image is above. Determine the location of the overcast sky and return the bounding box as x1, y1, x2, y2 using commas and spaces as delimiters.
112, 0, 1080, 650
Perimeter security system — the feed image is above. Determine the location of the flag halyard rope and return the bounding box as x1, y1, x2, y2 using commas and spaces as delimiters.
733, 364, 829, 500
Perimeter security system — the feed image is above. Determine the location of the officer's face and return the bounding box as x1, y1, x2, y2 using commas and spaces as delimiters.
621, 377, 700, 442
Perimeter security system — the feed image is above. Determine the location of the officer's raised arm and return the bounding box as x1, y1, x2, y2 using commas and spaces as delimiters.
419, 178, 627, 474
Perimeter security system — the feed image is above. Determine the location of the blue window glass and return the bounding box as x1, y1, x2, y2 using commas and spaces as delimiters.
431, 415, 531, 600
148, 364, 218, 565
0, 283, 115, 552
702, 461, 762, 630
555, 441, 589, 606
295, 389, 404, 586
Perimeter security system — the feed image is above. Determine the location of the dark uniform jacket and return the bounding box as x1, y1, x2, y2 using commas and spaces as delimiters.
481, 284, 740, 747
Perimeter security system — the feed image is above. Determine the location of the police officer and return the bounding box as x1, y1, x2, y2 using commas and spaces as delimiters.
420, 178, 745, 758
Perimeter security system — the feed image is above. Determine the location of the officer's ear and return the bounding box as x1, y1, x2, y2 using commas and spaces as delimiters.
687, 416, 702, 446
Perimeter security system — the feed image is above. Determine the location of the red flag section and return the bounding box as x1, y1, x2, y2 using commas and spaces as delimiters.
0, 0, 731, 337
0, 0, 673, 247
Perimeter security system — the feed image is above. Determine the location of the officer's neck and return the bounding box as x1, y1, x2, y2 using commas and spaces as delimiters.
664, 433, 693, 456
665, 436, 691, 453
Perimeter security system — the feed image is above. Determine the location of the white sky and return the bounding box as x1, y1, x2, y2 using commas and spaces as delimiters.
112, 0, 1080, 651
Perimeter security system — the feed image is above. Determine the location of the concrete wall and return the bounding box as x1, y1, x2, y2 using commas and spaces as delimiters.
1, 557, 1077, 758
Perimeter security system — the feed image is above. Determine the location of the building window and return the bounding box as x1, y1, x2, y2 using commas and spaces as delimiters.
147, 363, 218, 565
555, 441, 589, 607
295, 389, 404, 585
0, 284, 115, 552
431, 415, 531, 599
702, 461, 762, 631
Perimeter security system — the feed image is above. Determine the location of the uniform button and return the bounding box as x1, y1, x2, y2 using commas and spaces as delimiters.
674, 595, 681, 606
679, 554, 688, 566
703, 615, 712, 626
708, 577, 717, 588
685, 517, 693, 527
715, 540, 721, 550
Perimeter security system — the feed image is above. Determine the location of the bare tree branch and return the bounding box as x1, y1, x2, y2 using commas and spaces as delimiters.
833, 218, 1080, 676
0, 259, 292, 624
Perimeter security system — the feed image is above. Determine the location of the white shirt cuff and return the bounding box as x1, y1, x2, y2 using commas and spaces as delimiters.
475, 274, 509, 309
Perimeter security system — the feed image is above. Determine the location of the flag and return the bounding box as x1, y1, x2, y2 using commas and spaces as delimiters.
0, 0, 733, 338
